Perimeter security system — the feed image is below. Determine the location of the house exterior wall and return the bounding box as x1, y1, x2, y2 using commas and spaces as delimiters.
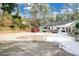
48, 25, 73, 33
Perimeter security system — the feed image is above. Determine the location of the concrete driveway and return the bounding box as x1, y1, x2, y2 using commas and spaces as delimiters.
0, 32, 76, 56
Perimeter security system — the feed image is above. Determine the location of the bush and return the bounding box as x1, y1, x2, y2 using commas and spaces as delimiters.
13, 18, 22, 28
75, 23, 79, 29
30, 19, 40, 27
1, 12, 13, 27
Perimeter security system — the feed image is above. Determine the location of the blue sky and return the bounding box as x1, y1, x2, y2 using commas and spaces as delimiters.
20, 4, 25, 15
49, 3, 64, 12
19, 3, 64, 17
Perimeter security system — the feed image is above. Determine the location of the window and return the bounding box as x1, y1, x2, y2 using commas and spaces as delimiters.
62, 30, 65, 32
62, 27, 65, 29
56, 27, 60, 29
44, 27, 47, 29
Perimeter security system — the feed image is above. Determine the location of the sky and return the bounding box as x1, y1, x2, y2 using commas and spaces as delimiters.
19, 3, 65, 18
49, 3, 64, 12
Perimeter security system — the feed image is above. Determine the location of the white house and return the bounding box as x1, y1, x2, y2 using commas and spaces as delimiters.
47, 21, 75, 33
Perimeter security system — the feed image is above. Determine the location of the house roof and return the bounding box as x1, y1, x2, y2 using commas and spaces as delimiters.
46, 21, 71, 26
46, 20, 74, 27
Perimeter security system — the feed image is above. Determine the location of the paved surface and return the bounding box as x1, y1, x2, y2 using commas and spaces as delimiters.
46, 33, 79, 56
0, 32, 77, 56
0, 41, 74, 56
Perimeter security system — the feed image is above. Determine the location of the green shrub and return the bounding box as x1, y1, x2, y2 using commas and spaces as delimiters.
13, 18, 22, 28
75, 23, 79, 29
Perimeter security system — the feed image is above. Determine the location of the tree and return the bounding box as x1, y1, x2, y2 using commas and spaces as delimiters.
31, 4, 48, 19
0, 3, 22, 28
12, 4, 21, 19
64, 3, 79, 20
55, 14, 64, 22
1, 3, 17, 14
75, 23, 79, 29
24, 3, 29, 19
30, 3, 49, 26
